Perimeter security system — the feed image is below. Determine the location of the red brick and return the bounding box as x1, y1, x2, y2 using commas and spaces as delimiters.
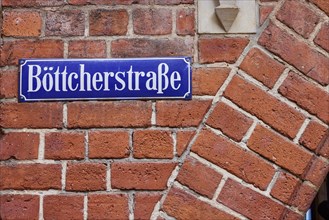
259, 5, 274, 26
192, 67, 230, 96
270, 171, 301, 205
277, 0, 320, 38
45, 132, 85, 160
218, 179, 285, 219
279, 72, 329, 123
0, 69, 18, 98
44, 195, 84, 220
133, 130, 173, 159
248, 125, 313, 176
0, 40, 63, 66
156, 100, 211, 127
111, 162, 176, 190
291, 182, 317, 212
314, 22, 329, 53
2, 11, 41, 37
299, 121, 328, 151
0, 132, 39, 160
282, 209, 304, 220
199, 38, 249, 64
0, 164, 61, 190
45, 10, 84, 36
0, 195, 39, 220
154, 0, 194, 4
192, 129, 275, 190
177, 156, 222, 199
111, 38, 193, 58
89, 9, 128, 36
224, 76, 305, 139
260, 0, 278, 2
68, 40, 106, 58
259, 23, 329, 86
176, 130, 195, 156
88, 194, 129, 219
318, 132, 329, 158
134, 193, 162, 220
67, 101, 152, 128
68, 0, 147, 5
2, 0, 64, 7
0, 103, 63, 129
240, 48, 285, 88
309, 0, 329, 15
133, 8, 172, 35
207, 102, 253, 142
163, 187, 237, 220
66, 163, 106, 191
304, 157, 329, 188
176, 8, 195, 36
89, 131, 130, 159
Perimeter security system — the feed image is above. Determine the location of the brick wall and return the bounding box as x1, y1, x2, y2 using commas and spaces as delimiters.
0, 0, 328, 219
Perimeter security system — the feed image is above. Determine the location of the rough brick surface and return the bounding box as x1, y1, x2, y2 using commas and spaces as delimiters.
309, 0, 329, 15
292, 183, 317, 212
0, 132, 39, 160
163, 187, 237, 220
176, 8, 195, 36
299, 121, 328, 151
206, 102, 253, 142
318, 132, 329, 158
0, 164, 61, 190
156, 100, 211, 127
259, 23, 329, 86
133, 130, 173, 159
0, 69, 18, 98
192, 129, 275, 190
89, 131, 130, 159
68, 0, 150, 5
259, 5, 274, 25
68, 40, 106, 58
135, 193, 162, 220
2, 0, 64, 7
314, 23, 329, 52
199, 38, 249, 64
155, 0, 194, 4
240, 48, 285, 88
2, 11, 42, 37
248, 125, 313, 176
176, 131, 195, 156
0, 103, 63, 129
66, 163, 106, 191
111, 162, 176, 190
304, 157, 329, 188
0, 195, 39, 220
177, 156, 222, 198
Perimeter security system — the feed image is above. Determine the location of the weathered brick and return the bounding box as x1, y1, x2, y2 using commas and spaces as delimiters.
156, 100, 211, 127
134, 193, 162, 220
318, 132, 329, 158
176, 130, 195, 156
133, 130, 173, 159
2, 0, 64, 7
0, 69, 18, 98
224, 76, 305, 139
66, 163, 106, 191
88, 194, 129, 219
45, 132, 85, 160
314, 22, 329, 53
0, 103, 63, 129
259, 5, 274, 25
2, 11, 42, 37
218, 179, 285, 219
67, 101, 152, 128
192, 129, 275, 190
299, 121, 328, 152
89, 9, 128, 36
0, 132, 39, 160
199, 38, 249, 64
259, 23, 329, 86
68, 40, 106, 58
277, 0, 320, 38
89, 131, 130, 159
46, 10, 84, 36
192, 67, 230, 96
154, 0, 194, 4
304, 157, 329, 188
207, 102, 253, 142
309, 0, 329, 15
68, 0, 147, 5
291, 182, 317, 212
133, 8, 172, 35
176, 8, 195, 36
111, 162, 176, 190
44, 195, 84, 220
282, 209, 304, 220
111, 38, 193, 58
0, 40, 63, 66
0, 164, 61, 190
270, 171, 301, 205
0, 195, 39, 220
240, 48, 285, 88
248, 125, 313, 176
163, 187, 237, 219
177, 156, 222, 199
279, 72, 329, 123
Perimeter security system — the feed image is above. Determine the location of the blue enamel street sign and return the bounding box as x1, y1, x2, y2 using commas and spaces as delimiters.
19, 57, 192, 102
